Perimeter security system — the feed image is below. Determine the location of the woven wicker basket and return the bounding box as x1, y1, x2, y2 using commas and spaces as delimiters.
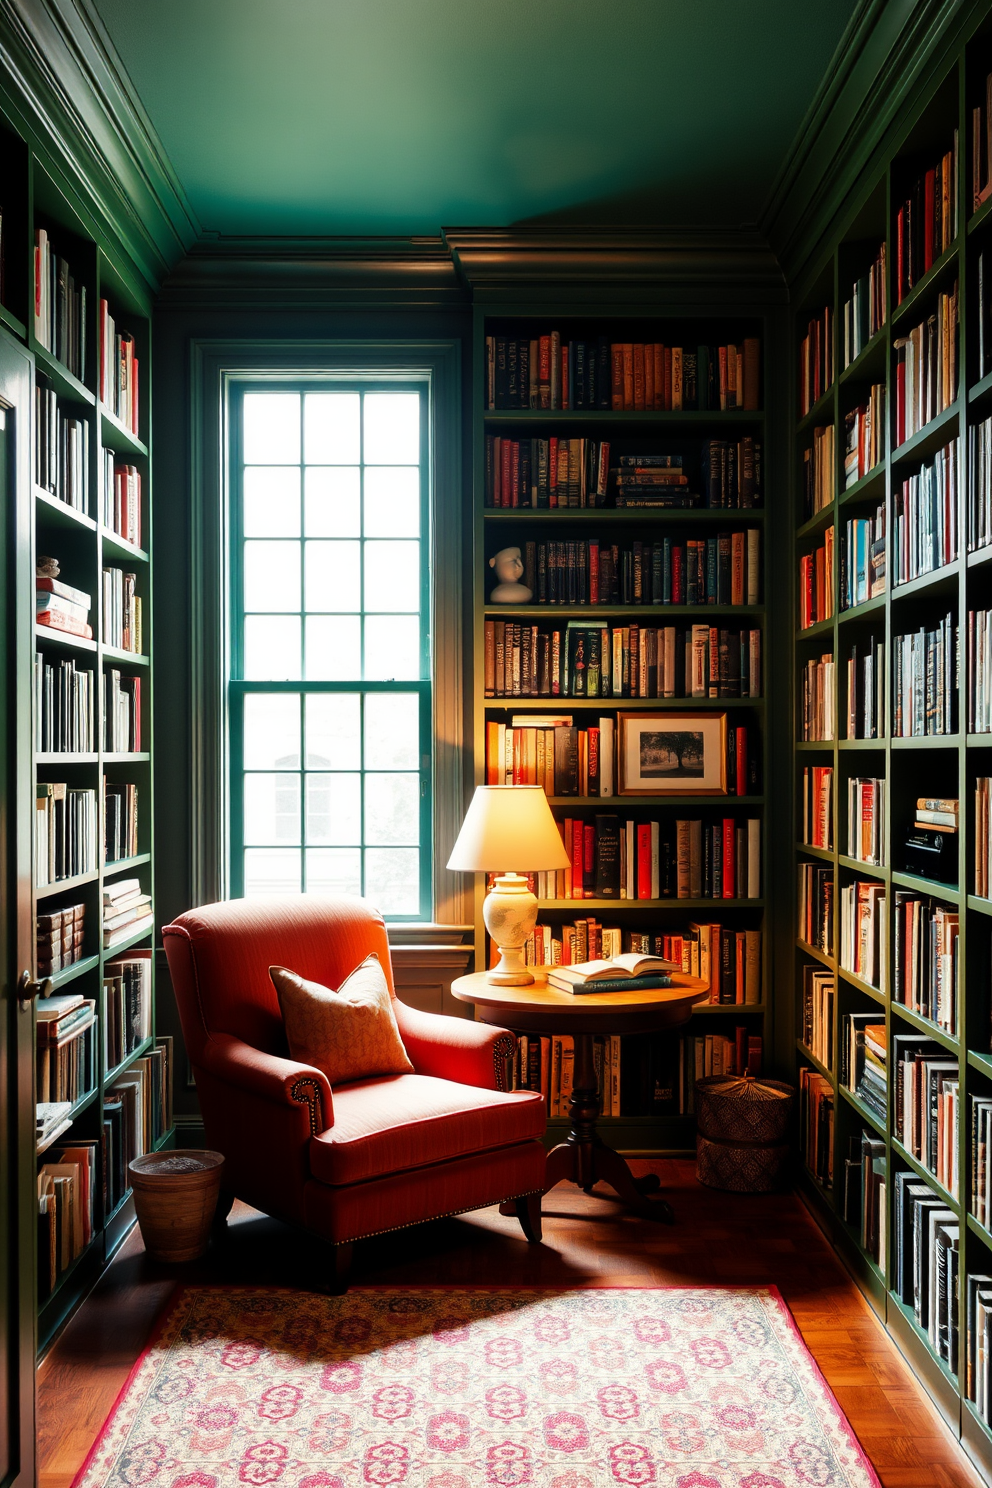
694, 1074, 795, 1193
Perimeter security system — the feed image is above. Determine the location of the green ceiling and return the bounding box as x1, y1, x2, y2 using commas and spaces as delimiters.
91, 0, 859, 238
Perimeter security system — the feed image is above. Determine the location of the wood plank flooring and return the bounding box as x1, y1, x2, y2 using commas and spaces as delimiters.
37, 1159, 985, 1488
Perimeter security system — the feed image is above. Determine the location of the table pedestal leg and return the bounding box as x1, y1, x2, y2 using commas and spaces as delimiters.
543, 1032, 674, 1223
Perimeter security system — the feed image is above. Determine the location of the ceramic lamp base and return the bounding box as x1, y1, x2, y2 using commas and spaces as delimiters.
483, 872, 538, 985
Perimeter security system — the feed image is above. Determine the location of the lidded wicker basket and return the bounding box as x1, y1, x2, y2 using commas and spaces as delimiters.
694, 1074, 794, 1192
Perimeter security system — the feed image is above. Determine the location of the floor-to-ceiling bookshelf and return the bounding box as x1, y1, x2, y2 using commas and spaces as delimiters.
472, 308, 774, 1150
791, 17, 992, 1476
0, 109, 173, 1356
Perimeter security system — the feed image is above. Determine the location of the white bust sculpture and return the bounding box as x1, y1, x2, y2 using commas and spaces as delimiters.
489, 545, 533, 603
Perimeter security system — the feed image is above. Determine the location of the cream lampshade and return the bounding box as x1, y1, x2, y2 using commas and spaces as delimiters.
447, 785, 571, 985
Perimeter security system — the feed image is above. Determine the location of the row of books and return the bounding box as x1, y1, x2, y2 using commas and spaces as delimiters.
36, 994, 96, 1104
678, 1030, 763, 1110
102, 568, 142, 654
484, 439, 763, 511
104, 780, 138, 864
799, 1065, 834, 1186
35, 383, 88, 511
103, 878, 153, 950
969, 412, 992, 552
535, 814, 760, 902
101, 455, 142, 548
841, 1133, 885, 1275
34, 654, 94, 755
37, 564, 92, 641
799, 307, 833, 418
37, 901, 84, 976
976, 779, 992, 899
34, 229, 86, 380
840, 1012, 886, 1124
968, 609, 992, 734
104, 950, 152, 1073
485, 719, 755, 799
802, 425, 833, 519
510, 531, 761, 608
484, 334, 760, 412
844, 385, 885, 489
484, 621, 761, 700
800, 654, 835, 742
802, 765, 833, 850
893, 286, 958, 446
35, 783, 97, 887
798, 528, 834, 630
104, 1040, 173, 1213
105, 669, 142, 753
847, 639, 885, 739
893, 891, 958, 1037
511, 1033, 620, 1115
38, 1140, 97, 1297
895, 137, 958, 302
842, 244, 886, 367
894, 1036, 958, 1197
840, 880, 885, 990
894, 1172, 958, 1371
840, 503, 885, 610
800, 966, 834, 1070
892, 613, 957, 737
891, 439, 959, 586
846, 776, 884, 865
98, 299, 139, 437
967, 1271, 992, 1423
799, 862, 833, 953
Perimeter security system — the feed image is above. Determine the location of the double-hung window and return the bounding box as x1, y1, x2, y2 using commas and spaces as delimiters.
228, 382, 431, 918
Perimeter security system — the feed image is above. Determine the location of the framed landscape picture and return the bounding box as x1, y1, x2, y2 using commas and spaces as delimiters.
617, 711, 728, 796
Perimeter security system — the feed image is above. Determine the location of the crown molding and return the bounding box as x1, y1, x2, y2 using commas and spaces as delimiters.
0, 0, 199, 291
762, 0, 982, 289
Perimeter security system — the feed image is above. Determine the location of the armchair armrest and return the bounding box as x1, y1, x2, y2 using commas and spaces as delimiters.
393, 999, 516, 1091
200, 1032, 334, 1134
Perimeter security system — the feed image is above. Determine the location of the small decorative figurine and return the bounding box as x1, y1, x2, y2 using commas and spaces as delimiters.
489, 546, 532, 603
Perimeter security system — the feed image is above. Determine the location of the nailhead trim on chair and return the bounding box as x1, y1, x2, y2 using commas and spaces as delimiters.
492, 1032, 516, 1092
330, 1188, 546, 1247
290, 1076, 324, 1135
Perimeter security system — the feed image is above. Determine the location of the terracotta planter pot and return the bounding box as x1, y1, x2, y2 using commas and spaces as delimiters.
129, 1150, 225, 1262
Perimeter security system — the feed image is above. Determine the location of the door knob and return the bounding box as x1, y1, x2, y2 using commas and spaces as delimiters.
17, 971, 53, 1006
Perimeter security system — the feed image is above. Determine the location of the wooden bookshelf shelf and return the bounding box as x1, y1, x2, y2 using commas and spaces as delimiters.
483, 507, 765, 523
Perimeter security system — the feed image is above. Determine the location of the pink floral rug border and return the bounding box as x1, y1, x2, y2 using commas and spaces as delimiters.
72, 1285, 883, 1488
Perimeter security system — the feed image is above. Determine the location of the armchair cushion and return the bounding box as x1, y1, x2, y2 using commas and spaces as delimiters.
309, 1073, 546, 1186
271, 955, 413, 1086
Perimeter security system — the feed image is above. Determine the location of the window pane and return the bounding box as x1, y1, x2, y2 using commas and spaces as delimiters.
363, 467, 420, 537
363, 393, 420, 465
244, 847, 301, 896
365, 848, 420, 915
305, 467, 360, 537
305, 616, 361, 679
244, 468, 301, 537
244, 616, 301, 680
364, 616, 420, 679
244, 541, 301, 612
365, 694, 419, 769
306, 773, 361, 845
305, 393, 360, 464
306, 847, 361, 897
243, 394, 300, 464
244, 773, 301, 845
244, 694, 301, 768
305, 540, 361, 612
306, 693, 360, 769
364, 541, 419, 612
365, 773, 419, 845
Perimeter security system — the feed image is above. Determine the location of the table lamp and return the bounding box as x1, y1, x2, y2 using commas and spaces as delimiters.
447, 785, 571, 985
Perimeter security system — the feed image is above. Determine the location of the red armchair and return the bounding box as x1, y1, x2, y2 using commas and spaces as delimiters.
161, 895, 547, 1285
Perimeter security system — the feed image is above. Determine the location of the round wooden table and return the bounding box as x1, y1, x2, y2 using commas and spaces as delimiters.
451, 970, 709, 1224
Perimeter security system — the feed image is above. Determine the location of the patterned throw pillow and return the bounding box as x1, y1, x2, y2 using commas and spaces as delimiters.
269, 954, 414, 1086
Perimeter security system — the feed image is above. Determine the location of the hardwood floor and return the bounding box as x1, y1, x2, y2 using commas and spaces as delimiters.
38, 1159, 984, 1488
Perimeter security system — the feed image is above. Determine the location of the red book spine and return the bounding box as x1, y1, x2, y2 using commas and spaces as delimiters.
896, 207, 905, 302
561, 347, 569, 411
636, 824, 652, 900
511, 440, 520, 508
611, 345, 623, 410
722, 819, 736, 898
501, 439, 512, 510
587, 727, 600, 794
570, 818, 584, 899
548, 436, 558, 508
589, 542, 600, 603
539, 335, 551, 389
735, 727, 747, 797
132, 679, 141, 751
663, 347, 673, 410
924, 168, 936, 273
512, 729, 522, 785
584, 823, 595, 888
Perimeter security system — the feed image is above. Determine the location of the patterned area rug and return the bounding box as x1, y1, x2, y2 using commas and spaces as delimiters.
74, 1286, 880, 1488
